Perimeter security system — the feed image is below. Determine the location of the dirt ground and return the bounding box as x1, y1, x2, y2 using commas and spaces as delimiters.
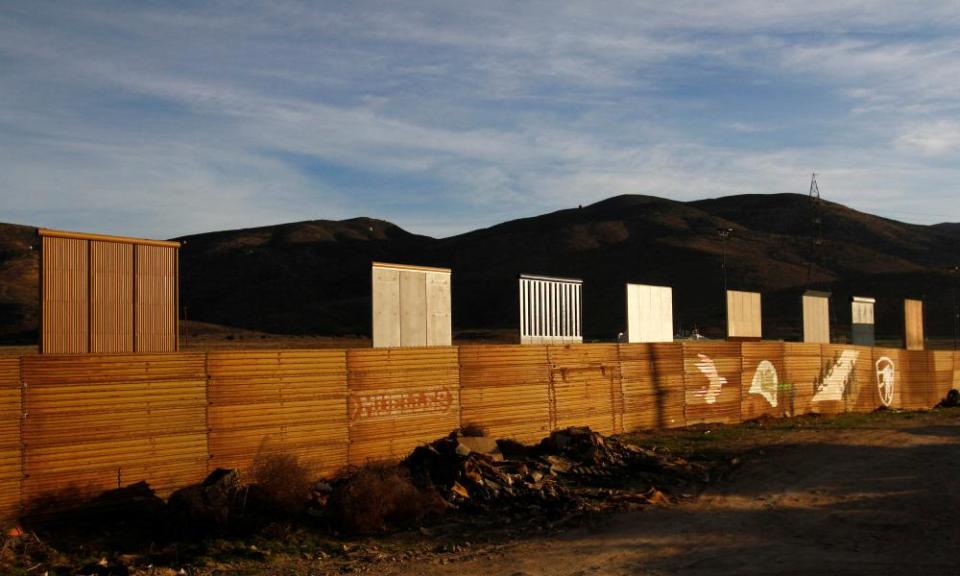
355, 409, 960, 576
5, 409, 960, 576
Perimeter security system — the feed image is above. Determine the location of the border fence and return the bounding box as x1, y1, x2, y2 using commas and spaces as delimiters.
0, 342, 956, 524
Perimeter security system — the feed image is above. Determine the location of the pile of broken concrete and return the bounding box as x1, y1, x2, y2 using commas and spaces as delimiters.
402, 426, 706, 516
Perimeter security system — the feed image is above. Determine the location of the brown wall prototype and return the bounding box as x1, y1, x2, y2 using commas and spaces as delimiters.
39, 229, 180, 354
0, 342, 956, 525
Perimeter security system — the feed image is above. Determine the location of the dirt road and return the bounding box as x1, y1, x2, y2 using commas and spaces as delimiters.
372, 413, 960, 576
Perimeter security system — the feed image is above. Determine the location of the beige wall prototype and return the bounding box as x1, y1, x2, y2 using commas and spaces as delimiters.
626, 284, 673, 343
904, 299, 924, 351
39, 229, 179, 354
802, 291, 830, 343
726, 290, 762, 338
371, 262, 452, 348
519, 275, 582, 344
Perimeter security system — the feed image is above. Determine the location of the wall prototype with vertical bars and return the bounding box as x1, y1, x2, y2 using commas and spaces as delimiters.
39, 229, 179, 354
519, 274, 582, 344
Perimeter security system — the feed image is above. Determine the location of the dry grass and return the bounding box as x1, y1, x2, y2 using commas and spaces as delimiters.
250, 453, 313, 515
328, 464, 446, 534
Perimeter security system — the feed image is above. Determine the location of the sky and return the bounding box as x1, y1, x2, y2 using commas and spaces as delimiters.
2, 1, 959, 239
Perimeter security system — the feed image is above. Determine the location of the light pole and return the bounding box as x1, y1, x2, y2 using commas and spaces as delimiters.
718, 227, 733, 335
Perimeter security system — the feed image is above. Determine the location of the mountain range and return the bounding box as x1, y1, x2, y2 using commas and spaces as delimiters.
3, 193, 959, 345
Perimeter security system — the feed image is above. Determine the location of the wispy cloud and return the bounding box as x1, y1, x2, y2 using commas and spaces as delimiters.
1, 1, 959, 239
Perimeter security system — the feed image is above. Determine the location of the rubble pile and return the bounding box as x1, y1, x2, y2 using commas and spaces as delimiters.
402, 426, 705, 517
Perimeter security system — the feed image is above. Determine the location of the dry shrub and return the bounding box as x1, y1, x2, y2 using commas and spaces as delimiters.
460, 422, 487, 437
250, 453, 313, 515
329, 464, 445, 534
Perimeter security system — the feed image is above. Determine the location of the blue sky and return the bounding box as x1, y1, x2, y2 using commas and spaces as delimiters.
2, 2, 959, 239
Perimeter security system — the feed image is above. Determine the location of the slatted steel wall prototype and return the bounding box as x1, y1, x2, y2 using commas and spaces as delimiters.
458, 345, 552, 444
135, 245, 178, 352
347, 347, 459, 465
0, 358, 22, 524
20, 354, 208, 505
207, 350, 348, 478
741, 342, 785, 420
41, 236, 88, 354
547, 344, 622, 435
90, 241, 133, 353
618, 343, 686, 431
683, 342, 742, 425
903, 300, 925, 351
782, 343, 821, 416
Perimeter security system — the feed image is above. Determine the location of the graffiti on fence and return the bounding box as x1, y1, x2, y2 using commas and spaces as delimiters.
876, 356, 895, 407
693, 353, 726, 404
350, 387, 455, 421
813, 350, 860, 402
749, 360, 779, 407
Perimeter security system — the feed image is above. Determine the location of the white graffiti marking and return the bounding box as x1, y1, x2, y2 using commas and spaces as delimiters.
813, 350, 860, 402
694, 353, 726, 404
876, 356, 895, 407
750, 360, 779, 407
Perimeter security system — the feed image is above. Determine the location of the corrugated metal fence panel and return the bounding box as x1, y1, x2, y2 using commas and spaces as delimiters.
458, 345, 551, 444
871, 348, 903, 410
682, 342, 741, 425
840, 345, 881, 413
740, 342, 785, 421
955, 351, 960, 392
207, 350, 348, 478
814, 345, 870, 415
41, 236, 88, 354
20, 354, 208, 505
347, 347, 460, 466
931, 351, 954, 406
135, 245, 177, 352
899, 350, 945, 410
0, 358, 22, 524
618, 343, 685, 431
782, 343, 821, 416
90, 241, 133, 353
548, 344, 622, 435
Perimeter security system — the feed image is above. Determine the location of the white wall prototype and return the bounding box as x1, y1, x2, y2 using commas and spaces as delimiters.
726, 290, 762, 338
372, 262, 452, 348
802, 290, 831, 343
519, 274, 582, 344
626, 283, 673, 343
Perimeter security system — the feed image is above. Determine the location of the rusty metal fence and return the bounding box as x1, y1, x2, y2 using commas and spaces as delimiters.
0, 342, 956, 524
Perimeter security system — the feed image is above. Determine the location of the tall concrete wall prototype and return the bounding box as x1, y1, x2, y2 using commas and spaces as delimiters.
726, 290, 762, 338
39, 229, 179, 354
371, 262, 451, 348
519, 275, 582, 345
626, 284, 673, 343
851, 296, 876, 346
802, 291, 830, 343
904, 299, 924, 350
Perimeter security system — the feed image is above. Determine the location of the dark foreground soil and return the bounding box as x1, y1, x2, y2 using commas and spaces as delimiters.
4, 408, 959, 575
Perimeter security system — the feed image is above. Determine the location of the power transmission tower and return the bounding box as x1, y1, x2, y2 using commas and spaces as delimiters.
806, 173, 823, 286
